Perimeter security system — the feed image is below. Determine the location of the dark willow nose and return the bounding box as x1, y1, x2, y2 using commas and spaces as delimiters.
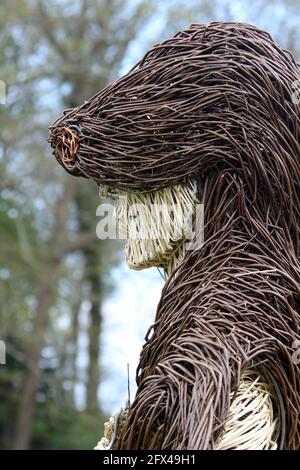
49, 124, 82, 176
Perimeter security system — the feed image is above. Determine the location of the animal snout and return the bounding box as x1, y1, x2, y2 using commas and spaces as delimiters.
49, 124, 82, 175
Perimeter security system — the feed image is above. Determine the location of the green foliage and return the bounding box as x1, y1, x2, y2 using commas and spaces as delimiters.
31, 402, 106, 450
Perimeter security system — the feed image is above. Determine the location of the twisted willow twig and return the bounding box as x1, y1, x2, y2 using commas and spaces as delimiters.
49, 22, 300, 449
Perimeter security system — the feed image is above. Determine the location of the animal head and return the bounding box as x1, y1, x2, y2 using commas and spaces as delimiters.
49, 21, 300, 262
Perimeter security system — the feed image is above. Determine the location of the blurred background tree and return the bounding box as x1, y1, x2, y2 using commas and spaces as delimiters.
0, 0, 299, 450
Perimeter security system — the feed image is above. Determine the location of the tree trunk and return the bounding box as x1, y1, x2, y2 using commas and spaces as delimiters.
63, 301, 80, 409
11, 184, 74, 449
85, 248, 102, 413
74, 181, 103, 414
11, 264, 60, 449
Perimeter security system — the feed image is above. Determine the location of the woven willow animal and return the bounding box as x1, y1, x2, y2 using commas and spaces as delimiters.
49, 22, 300, 449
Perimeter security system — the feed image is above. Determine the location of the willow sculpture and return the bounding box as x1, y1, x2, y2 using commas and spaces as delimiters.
49, 22, 300, 450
